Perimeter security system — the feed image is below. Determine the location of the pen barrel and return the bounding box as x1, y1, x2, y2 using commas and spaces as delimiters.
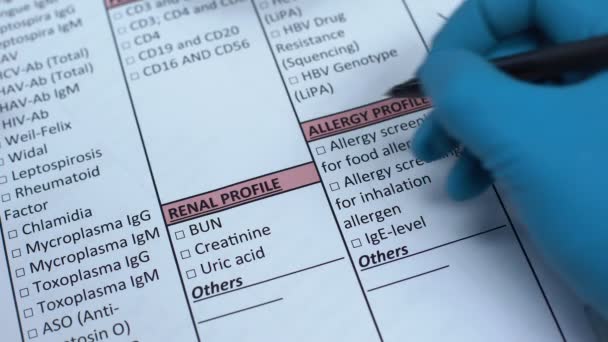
493, 35, 608, 81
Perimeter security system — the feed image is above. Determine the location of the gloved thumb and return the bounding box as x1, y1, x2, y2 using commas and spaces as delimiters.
418, 49, 530, 161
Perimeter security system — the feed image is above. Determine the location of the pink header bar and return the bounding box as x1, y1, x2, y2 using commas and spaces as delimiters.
162, 163, 320, 225
106, 0, 140, 9
301, 97, 432, 142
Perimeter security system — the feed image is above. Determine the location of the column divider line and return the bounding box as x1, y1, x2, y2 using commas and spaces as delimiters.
0, 220, 25, 341
102, 4, 202, 341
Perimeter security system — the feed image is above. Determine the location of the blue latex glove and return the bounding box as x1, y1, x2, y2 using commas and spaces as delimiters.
412, 0, 608, 319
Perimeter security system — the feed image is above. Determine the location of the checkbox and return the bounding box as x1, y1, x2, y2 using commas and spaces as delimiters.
288, 76, 298, 85
27, 328, 38, 339
0, 176, 7, 184
130, 72, 140, 81
175, 230, 185, 240
19, 288, 29, 298
270, 30, 280, 38
180, 250, 191, 259
16, 268, 25, 278
2, 193, 10, 202
11, 248, 21, 258
259, 1, 269, 9
329, 182, 340, 191
117, 27, 127, 35
351, 238, 362, 248
113, 12, 123, 20
186, 269, 197, 279
121, 41, 131, 49
23, 308, 33, 318
8, 230, 17, 239
126, 56, 135, 65
315, 146, 326, 155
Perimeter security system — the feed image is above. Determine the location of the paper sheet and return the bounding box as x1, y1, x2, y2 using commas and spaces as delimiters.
0, 0, 597, 341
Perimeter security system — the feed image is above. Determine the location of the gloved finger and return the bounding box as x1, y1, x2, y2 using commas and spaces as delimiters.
418, 49, 530, 160
573, 70, 608, 97
432, 0, 608, 54
486, 32, 540, 59
431, 0, 534, 53
412, 115, 458, 162
446, 149, 493, 201
533, 0, 608, 43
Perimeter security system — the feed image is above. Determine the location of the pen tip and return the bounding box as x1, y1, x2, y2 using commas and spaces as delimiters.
386, 79, 422, 98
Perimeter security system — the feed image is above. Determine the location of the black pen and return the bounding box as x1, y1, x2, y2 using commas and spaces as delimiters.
388, 34, 608, 98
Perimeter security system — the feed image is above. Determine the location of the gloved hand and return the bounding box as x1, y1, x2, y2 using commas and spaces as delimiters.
412, 0, 608, 319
